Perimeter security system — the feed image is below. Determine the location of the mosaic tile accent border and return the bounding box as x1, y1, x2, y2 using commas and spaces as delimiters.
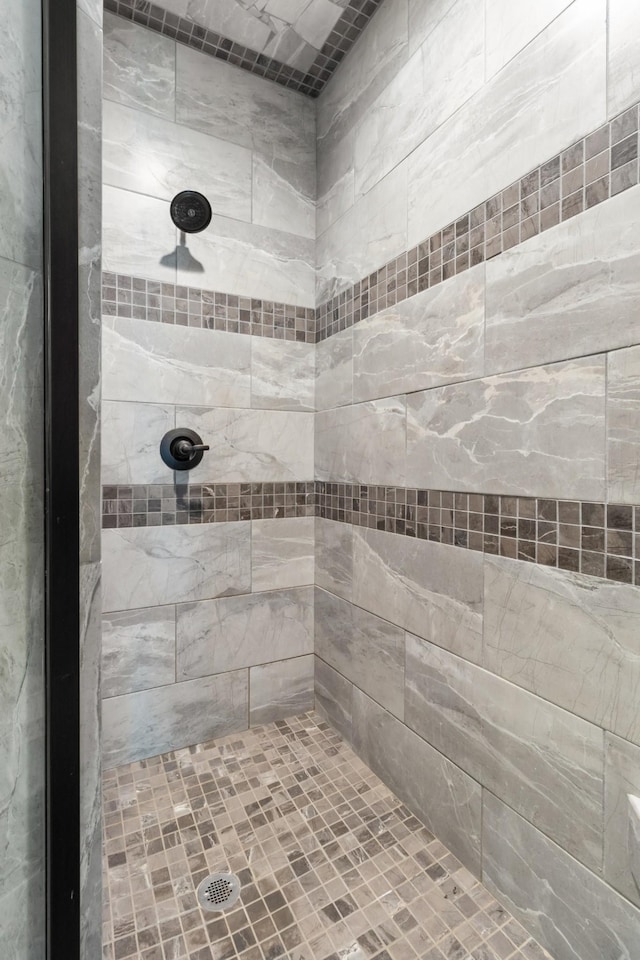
104, 0, 383, 98
317, 482, 640, 587
103, 712, 552, 960
102, 273, 317, 343
316, 103, 640, 341
102, 482, 315, 528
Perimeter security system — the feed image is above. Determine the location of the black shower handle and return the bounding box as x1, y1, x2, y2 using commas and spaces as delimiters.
174, 439, 210, 458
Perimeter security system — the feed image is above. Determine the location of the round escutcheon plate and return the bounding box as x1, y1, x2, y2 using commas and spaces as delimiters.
170, 191, 212, 233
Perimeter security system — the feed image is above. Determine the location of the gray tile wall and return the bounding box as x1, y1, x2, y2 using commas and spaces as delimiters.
315, 1, 640, 956
101, 15, 317, 766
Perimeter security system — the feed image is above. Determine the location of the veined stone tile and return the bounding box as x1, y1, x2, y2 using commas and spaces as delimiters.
485, 0, 573, 79
176, 407, 314, 483
484, 555, 640, 745
352, 526, 483, 662
405, 634, 604, 871
102, 100, 252, 221
251, 517, 315, 592
314, 656, 353, 741
608, 0, 640, 117
317, 0, 409, 150
102, 318, 251, 408
102, 670, 248, 768
102, 606, 176, 699
316, 162, 408, 304
315, 517, 353, 602
251, 338, 315, 413
176, 586, 313, 680
175, 43, 314, 187
317, 128, 355, 238
405, 355, 606, 500
177, 214, 315, 307
0, 0, 42, 268
315, 326, 353, 411
352, 688, 482, 876
315, 398, 406, 486
483, 793, 640, 960
102, 185, 177, 284
408, 0, 457, 55
315, 587, 405, 720
605, 733, 640, 908
486, 188, 640, 376
607, 344, 640, 503
103, 12, 175, 120
354, 0, 483, 197
252, 154, 315, 241
407, 0, 606, 244
101, 400, 175, 485
249, 655, 315, 726
0, 260, 43, 488
353, 264, 485, 402
102, 522, 251, 612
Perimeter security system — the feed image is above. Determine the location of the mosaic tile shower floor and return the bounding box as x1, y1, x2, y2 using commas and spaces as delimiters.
102, 713, 552, 960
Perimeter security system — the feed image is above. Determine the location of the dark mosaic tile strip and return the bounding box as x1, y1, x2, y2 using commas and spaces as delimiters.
104, 0, 384, 98
316, 103, 640, 342
102, 273, 316, 343
102, 482, 316, 528
316, 482, 640, 587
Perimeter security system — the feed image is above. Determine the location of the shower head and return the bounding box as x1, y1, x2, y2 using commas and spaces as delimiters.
170, 190, 212, 233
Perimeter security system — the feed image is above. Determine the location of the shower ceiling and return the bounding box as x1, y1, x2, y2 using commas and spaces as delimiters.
103, 0, 383, 96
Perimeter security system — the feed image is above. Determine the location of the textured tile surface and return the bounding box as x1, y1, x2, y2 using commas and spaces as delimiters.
102, 606, 176, 698
607, 344, 640, 503
103, 11, 176, 119
604, 732, 640, 908
249, 656, 315, 726
103, 712, 553, 960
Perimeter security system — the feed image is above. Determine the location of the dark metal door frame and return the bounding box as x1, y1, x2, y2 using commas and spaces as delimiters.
42, 0, 81, 957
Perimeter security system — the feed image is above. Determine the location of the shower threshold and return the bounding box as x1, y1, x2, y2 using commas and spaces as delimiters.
102, 712, 552, 960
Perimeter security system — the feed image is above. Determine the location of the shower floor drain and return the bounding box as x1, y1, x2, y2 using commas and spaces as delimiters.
196, 872, 241, 912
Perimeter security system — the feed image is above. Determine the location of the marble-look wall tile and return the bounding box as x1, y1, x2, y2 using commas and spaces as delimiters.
103, 669, 248, 767
353, 265, 485, 403
485, 0, 573, 79
0, 482, 45, 960
315, 326, 353, 411
315, 398, 406, 485
176, 407, 314, 483
102, 606, 176, 698
101, 400, 174, 485
252, 154, 315, 241
485, 188, 640, 376
102, 521, 251, 612
315, 517, 353, 602
405, 634, 604, 870
102, 185, 177, 283
354, 0, 484, 197
315, 587, 405, 719
607, 344, 640, 504
608, 0, 640, 118
407, 0, 456, 55
407, 0, 606, 244
249, 655, 315, 726
317, 129, 354, 237
103, 100, 252, 220
102, 318, 251, 408
175, 43, 314, 196
314, 656, 353, 741
78, 0, 102, 27
484, 555, 640, 745
176, 586, 313, 680
176, 214, 315, 307
316, 163, 408, 303
483, 793, 640, 960
0, 0, 42, 268
352, 689, 482, 876
251, 518, 315, 592
103, 12, 175, 119
251, 339, 315, 412
0, 260, 43, 488
352, 527, 483, 663
605, 733, 640, 908
405, 355, 606, 500
317, 0, 409, 151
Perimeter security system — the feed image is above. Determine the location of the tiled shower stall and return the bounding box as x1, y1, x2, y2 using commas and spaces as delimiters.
98, 1, 640, 957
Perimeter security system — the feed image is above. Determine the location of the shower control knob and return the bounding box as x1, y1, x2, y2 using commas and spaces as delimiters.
160, 428, 210, 471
